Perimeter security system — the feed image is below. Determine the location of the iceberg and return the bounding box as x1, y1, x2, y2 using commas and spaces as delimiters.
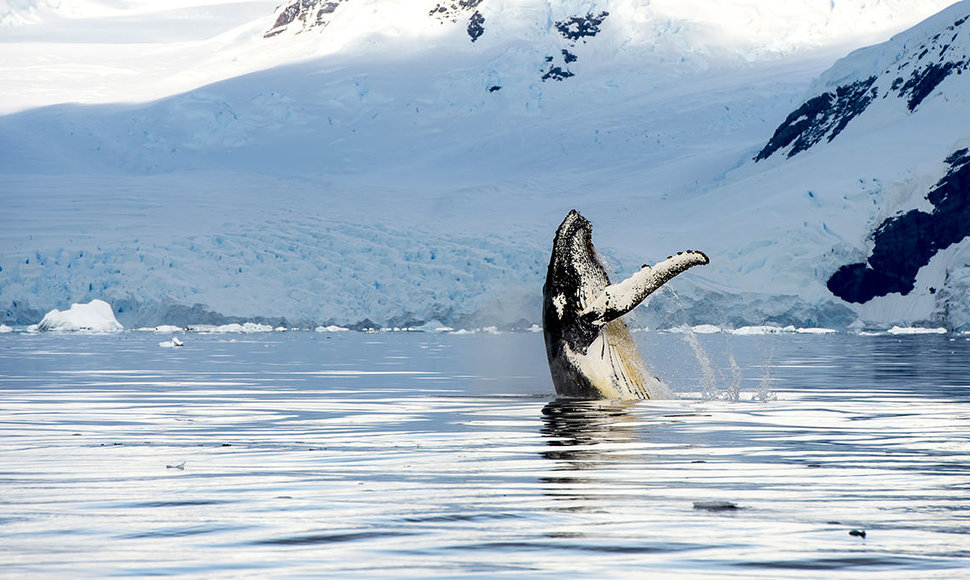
36, 300, 123, 333
315, 325, 350, 333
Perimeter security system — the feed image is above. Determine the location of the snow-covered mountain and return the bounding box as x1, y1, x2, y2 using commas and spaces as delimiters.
726, 2, 970, 330
0, 0, 967, 330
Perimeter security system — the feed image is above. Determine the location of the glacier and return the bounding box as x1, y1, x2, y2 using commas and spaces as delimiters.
1, 0, 968, 331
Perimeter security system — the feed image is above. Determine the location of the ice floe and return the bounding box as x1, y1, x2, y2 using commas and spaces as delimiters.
887, 326, 947, 335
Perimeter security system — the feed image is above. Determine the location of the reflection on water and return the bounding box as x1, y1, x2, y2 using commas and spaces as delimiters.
537, 399, 700, 517
541, 399, 640, 458
539, 400, 641, 502
1, 331, 969, 577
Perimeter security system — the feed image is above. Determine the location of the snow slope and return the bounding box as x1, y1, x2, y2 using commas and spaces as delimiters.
720, 2, 970, 330
0, 0, 965, 330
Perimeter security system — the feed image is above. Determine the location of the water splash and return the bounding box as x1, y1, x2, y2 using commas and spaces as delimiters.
753, 346, 777, 402
727, 353, 743, 401
681, 329, 728, 400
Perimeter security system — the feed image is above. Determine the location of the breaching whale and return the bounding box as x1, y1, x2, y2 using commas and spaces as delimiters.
542, 210, 709, 399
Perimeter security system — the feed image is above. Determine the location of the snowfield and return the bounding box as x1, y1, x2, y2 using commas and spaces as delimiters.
1, 0, 968, 331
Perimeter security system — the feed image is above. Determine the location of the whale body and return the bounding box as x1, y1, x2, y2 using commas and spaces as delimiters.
542, 210, 709, 399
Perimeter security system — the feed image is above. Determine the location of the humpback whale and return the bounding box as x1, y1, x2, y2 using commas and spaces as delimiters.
542, 210, 709, 399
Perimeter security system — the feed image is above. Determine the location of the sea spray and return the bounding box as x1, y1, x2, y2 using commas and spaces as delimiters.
727, 352, 743, 401
681, 329, 729, 400
754, 347, 777, 402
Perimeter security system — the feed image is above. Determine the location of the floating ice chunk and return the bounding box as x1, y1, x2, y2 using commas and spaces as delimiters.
527, 324, 542, 333
731, 325, 794, 335
400, 320, 451, 333
189, 323, 274, 333
36, 300, 123, 333
730, 326, 835, 335
887, 326, 947, 335
136, 325, 185, 333
0, 324, 12, 333
692, 324, 722, 334
315, 324, 349, 333
159, 337, 184, 348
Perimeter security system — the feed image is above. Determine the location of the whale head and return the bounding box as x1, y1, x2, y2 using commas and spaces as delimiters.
543, 210, 610, 323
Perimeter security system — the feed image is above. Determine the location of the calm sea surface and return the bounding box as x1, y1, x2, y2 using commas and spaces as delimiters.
1, 330, 969, 578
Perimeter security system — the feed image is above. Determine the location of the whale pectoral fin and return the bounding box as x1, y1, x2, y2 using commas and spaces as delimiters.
581, 250, 709, 325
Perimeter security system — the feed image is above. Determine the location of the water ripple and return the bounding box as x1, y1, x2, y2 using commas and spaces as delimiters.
1, 331, 969, 576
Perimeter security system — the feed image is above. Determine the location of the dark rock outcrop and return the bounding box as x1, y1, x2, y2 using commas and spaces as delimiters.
754, 77, 877, 161
755, 12, 970, 161
540, 11, 610, 82
828, 148, 970, 303
264, 0, 349, 38
430, 0, 486, 42
554, 11, 609, 41
467, 10, 485, 42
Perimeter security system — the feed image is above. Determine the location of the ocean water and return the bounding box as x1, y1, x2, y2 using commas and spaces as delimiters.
1, 330, 969, 578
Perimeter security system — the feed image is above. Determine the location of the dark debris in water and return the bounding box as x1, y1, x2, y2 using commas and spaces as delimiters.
849, 529, 867, 538
254, 530, 417, 546
693, 500, 739, 511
